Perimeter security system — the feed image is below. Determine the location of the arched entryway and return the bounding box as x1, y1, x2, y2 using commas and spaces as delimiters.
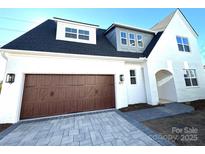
155, 70, 177, 104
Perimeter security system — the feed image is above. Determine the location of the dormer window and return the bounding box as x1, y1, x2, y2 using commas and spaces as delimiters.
65, 28, 90, 41
79, 30, 89, 40
56, 18, 97, 44
129, 33, 136, 47
137, 34, 144, 48
65, 28, 77, 39
121, 32, 127, 45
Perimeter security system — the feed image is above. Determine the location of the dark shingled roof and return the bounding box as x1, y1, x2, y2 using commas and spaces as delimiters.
1, 19, 163, 58
143, 31, 163, 57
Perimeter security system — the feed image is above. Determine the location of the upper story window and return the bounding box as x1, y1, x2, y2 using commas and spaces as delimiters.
65, 28, 77, 39
78, 30, 90, 40
65, 27, 90, 40
184, 69, 198, 87
130, 70, 136, 84
176, 36, 190, 52
121, 32, 127, 45
137, 34, 144, 48
129, 33, 136, 47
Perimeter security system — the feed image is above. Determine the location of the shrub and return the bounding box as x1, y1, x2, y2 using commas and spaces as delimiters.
0, 81, 2, 94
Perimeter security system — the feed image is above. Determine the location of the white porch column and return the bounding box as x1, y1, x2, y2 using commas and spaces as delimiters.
143, 63, 159, 105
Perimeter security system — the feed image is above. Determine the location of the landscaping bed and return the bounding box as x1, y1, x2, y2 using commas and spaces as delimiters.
119, 103, 164, 112
184, 99, 205, 110
143, 100, 205, 146
0, 124, 12, 133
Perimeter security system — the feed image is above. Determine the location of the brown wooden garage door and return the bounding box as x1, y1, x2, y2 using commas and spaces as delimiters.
20, 74, 115, 119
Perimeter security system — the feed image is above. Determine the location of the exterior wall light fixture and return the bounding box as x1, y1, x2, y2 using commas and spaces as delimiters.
6, 73, 15, 84
120, 74, 124, 82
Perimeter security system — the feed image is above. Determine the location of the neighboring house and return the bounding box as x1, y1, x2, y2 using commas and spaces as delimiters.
0, 9, 205, 124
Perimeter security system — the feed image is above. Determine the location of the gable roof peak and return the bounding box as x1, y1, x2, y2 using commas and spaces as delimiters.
150, 9, 177, 32
151, 9, 198, 36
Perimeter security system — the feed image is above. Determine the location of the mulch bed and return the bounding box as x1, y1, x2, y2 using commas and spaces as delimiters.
184, 99, 205, 111
0, 124, 12, 133
143, 99, 205, 146
119, 103, 164, 112
143, 110, 205, 146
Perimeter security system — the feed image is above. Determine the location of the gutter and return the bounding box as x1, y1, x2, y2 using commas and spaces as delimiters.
1, 50, 8, 61
2, 48, 147, 63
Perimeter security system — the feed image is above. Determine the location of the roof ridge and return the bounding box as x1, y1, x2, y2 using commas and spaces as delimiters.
53, 17, 99, 27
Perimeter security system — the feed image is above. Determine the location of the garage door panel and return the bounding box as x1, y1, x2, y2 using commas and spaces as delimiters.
21, 74, 115, 119
58, 88, 66, 101
63, 100, 71, 113
38, 88, 50, 102
21, 104, 33, 118
85, 98, 94, 111
37, 75, 51, 86
69, 100, 77, 113
85, 75, 96, 85
78, 86, 86, 98
25, 75, 36, 87
96, 76, 105, 85
85, 85, 96, 97
72, 75, 85, 86
39, 103, 49, 116
23, 88, 38, 103
95, 97, 102, 110
50, 88, 60, 102
55, 102, 64, 115
32, 103, 40, 117
77, 99, 83, 112
64, 87, 74, 99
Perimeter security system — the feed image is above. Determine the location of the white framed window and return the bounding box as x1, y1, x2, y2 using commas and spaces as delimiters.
183, 69, 198, 87
129, 33, 136, 47
130, 70, 136, 84
65, 27, 77, 39
120, 31, 127, 45
176, 36, 190, 52
137, 34, 144, 48
78, 29, 90, 40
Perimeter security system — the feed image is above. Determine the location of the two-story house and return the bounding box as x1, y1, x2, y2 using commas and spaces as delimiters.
0, 9, 205, 124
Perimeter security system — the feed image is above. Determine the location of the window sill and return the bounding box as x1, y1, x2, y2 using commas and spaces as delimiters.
130, 83, 137, 86
178, 51, 192, 54
185, 86, 200, 89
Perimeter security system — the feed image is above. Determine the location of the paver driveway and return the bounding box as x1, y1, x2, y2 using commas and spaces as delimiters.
0, 111, 160, 146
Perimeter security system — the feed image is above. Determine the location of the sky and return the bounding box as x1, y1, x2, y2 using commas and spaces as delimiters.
0, 8, 204, 64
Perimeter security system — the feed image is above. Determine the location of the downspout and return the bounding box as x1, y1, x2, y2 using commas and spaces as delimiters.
0, 49, 8, 82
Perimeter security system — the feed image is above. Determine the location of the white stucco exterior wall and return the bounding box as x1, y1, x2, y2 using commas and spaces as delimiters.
157, 77, 177, 102
0, 52, 7, 81
125, 63, 147, 104
145, 10, 205, 104
0, 52, 147, 123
